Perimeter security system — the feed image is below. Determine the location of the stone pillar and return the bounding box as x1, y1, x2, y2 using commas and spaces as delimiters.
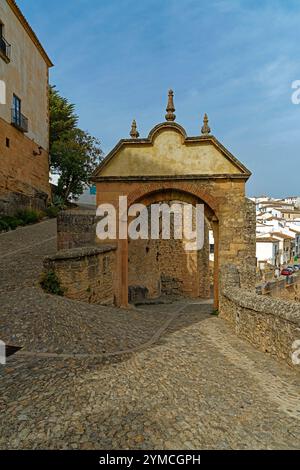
239, 198, 257, 289
197, 218, 210, 299
212, 220, 219, 309
218, 197, 256, 285
116, 238, 129, 307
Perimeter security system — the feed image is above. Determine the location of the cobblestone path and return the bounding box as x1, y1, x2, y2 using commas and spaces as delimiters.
0, 220, 300, 449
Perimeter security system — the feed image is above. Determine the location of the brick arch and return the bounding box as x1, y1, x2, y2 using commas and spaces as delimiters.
128, 188, 216, 223
126, 181, 219, 221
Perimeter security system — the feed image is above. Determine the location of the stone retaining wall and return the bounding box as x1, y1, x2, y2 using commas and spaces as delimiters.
43, 245, 117, 305
57, 210, 100, 250
221, 265, 300, 369
0, 117, 51, 216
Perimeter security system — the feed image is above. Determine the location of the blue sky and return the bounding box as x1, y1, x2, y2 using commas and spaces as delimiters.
18, 0, 300, 196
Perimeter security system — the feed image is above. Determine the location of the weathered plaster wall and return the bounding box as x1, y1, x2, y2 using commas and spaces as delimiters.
0, 0, 49, 149
100, 129, 241, 177
0, 0, 51, 213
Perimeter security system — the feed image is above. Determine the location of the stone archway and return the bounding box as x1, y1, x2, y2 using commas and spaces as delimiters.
111, 184, 221, 309
126, 188, 217, 306
91, 91, 256, 309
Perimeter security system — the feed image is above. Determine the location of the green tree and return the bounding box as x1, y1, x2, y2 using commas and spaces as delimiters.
49, 86, 103, 202
49, 85, 78, 152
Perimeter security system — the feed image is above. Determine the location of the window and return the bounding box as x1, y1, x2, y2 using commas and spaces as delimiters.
12, 94, 21, 126
6, 138, 10, 148
0, 79, 5, 105
11, 94, 28, 132
0, 21, 11, 62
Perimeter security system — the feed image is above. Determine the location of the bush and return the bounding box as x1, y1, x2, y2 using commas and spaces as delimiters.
0, 215, 24, 231
0, 219, 10, 232
16, 209, 42, 225
0, 209, 44, 232
211, 309, 219, 316
0, 215, 23, 230
52, 194, 66, 210
9, 218, 24, 229
45, 205, 60, 218
40, 270, 64, 296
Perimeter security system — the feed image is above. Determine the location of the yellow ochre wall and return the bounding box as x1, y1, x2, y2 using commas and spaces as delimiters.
0, 0, 49, 149
100, 129, 241, 177
0, 0, 51, 213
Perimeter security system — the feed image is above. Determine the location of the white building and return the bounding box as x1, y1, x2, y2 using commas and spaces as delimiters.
256, 236, 280, 267
254, 195, 299, 267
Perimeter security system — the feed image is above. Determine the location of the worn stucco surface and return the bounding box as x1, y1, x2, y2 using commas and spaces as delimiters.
100, 129, 242, 177
0, 0, 49, 149
0, 0, 51, 213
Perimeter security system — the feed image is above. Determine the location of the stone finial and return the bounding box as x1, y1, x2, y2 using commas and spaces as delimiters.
201, 113, 211, 135
130, 119, 139, 139
165, 89, 176, 121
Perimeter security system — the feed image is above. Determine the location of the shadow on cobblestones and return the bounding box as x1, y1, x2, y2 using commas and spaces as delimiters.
1, 220, 300, 450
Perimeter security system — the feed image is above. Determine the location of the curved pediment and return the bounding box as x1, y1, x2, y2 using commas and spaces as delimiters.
92, 122, 251, 181
148, 122, 188, 141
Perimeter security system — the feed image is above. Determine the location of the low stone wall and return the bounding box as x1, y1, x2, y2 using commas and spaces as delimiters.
57, 210, 100, 250
221, 265, 300, 369
43, 245, 117, 305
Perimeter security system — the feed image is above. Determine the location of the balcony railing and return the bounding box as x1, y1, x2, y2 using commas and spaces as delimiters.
11, 109, 29, 133
0, 35, 11, 62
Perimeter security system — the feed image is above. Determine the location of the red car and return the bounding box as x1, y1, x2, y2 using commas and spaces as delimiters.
281, 268, 293, 276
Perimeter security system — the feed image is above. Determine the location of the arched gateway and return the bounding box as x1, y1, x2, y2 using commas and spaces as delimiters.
92, 91, 256, 308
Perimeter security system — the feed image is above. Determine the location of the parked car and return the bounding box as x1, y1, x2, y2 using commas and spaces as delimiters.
287, 265, 295, 272
281, 268, 293, 276
293, 264, 300, 271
